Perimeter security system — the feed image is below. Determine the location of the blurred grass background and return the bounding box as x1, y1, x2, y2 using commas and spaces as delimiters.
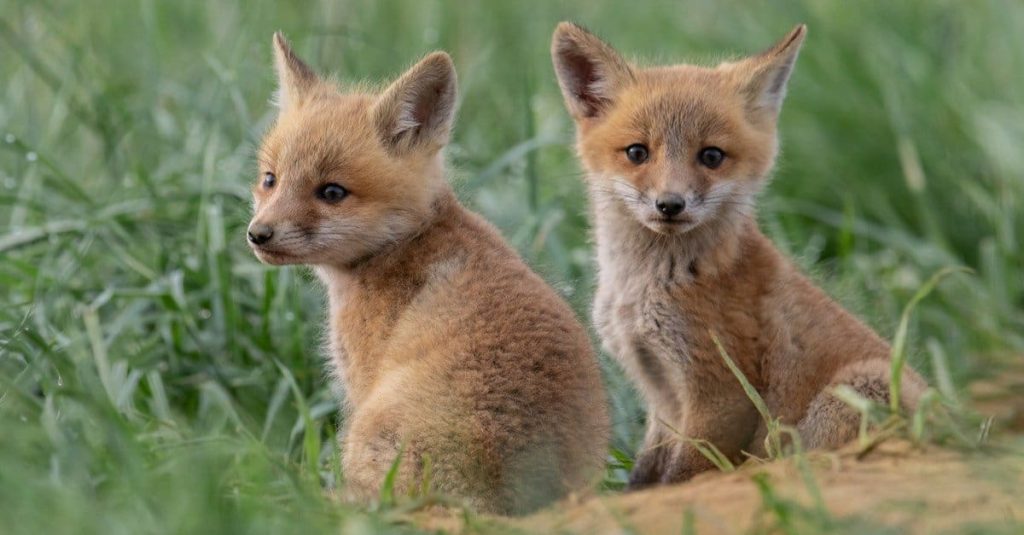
1, 0, 1022, 532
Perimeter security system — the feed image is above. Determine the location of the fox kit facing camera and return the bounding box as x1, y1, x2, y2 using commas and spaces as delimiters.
248, 34, 608, 514
551, 23, 925, 487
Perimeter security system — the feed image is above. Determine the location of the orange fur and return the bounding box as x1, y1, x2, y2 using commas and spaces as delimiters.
551, 23, 925, 487
249, 33, 609, 514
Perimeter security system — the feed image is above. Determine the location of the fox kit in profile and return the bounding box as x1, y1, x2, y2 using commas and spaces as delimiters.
248, 34, 608, 514
551, 23, 925, 487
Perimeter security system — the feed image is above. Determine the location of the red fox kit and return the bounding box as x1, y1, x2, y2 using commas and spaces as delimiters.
248, 33, 608, 514
551, 23, 925, 487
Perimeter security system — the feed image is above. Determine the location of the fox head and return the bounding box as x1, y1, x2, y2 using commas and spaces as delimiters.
551, 23, 805, 236
248, 33, 457, 267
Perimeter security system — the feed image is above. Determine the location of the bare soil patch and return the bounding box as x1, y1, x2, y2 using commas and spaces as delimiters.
413, 368, 1024, 534
413, 440, 1022, 534
513, 441, 1022, 534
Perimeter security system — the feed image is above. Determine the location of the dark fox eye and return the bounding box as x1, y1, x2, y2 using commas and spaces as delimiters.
317, 183, 348, 203
262, 172, 276, 189
625, 144, 649, 164
698, 147, 725, 169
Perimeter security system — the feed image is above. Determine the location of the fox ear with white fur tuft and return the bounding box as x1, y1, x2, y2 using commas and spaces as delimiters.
551, 22, 635, 121
372, 52, 458, 153
272, 32, 319, 112
736, 24, 807, 120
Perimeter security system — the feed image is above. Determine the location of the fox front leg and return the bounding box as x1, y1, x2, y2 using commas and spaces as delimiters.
628, 415, 675, 490
660, 385, 760, 484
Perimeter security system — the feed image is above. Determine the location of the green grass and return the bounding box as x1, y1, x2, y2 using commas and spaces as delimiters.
1, 0, 1023, 533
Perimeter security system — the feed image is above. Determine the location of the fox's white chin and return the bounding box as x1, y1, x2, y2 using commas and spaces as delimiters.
643, 218, 702, 236
636, 208, 706, 235
251, 246, 301, 265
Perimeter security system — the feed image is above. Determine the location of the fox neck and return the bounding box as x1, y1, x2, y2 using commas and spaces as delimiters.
589, 182, 755, 282
314, 188, 464, 407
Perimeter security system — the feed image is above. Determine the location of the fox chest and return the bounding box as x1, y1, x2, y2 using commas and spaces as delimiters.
323, 288, 388, 409
597, 283, 694, 355
325, 311, 359, 401
594, 276, 696, 415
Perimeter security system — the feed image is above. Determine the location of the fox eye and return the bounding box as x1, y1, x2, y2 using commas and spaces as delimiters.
317, 183, 348, 203
698, 147, 725, 169
262, 172, 276, 189
625, 144, 649, 164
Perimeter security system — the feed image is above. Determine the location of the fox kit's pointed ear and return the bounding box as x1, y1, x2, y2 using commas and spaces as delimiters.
272, 32, 319, 112
372, 52, 458, 153
737, 24, 806, 119
551, 22, 634, 120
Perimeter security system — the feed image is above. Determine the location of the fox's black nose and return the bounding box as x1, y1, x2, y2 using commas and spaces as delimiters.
247, 223, 274, 245
655, 194, 686, 217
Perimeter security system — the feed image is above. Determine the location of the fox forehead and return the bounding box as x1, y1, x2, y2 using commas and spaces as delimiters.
254, 90, 439, 207
579, 64, 778, 184
258, 93, 379, 180
589, 74, 754, 161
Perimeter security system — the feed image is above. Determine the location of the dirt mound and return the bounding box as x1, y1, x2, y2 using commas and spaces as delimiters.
513, 442, 1022, 534
413, 440, 1022, 534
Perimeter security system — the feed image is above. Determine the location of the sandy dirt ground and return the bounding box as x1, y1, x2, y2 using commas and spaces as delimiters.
410, 368, 1024, 534
408, 440, 1022, 534
514, 441, 1022, 534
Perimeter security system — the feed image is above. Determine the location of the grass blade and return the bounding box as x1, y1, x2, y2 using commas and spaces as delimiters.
889, 267, 971, 413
